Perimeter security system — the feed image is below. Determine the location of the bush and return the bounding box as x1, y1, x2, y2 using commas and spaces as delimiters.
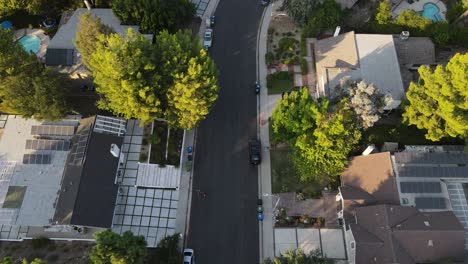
265, 52, 275, 65
278, 38, 297, 53
31, 237, 51, 249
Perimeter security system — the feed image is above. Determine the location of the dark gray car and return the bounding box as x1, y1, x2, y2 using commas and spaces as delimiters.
249, 139, 261, 165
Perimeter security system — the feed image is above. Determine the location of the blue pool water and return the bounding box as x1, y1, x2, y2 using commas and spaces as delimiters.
18, 35, 40, 54
420, 3, 443, 22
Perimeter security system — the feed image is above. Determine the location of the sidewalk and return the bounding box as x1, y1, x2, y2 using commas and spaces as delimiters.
257, 1, 283, 261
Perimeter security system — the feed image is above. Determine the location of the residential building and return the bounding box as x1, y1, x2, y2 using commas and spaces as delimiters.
337, 149, 468, 263
45, 8, 153, 79
0, 115, 125, 240
314, 31, 405, 109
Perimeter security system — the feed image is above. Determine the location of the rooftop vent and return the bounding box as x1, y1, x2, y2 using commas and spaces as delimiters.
110, 144, 120, 158
333, 26, 341, 37
428, 240, 433, 247
400, 31, 410, 41
424, 221, 430, 227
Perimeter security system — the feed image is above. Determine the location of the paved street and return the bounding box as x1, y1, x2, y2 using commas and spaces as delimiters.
187, 0, 263, 263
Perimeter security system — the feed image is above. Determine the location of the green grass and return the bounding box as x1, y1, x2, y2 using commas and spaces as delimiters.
361, 124, 463, 149
3, 186, 26, 208
270, 147, 322, 197
266, 72, 294, 95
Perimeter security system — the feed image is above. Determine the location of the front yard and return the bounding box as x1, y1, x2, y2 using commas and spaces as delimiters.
266, 71, 294, 95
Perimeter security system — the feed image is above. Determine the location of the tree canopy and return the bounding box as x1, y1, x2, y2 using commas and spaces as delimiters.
90, 230, 147, 264
403, 53, 468, 141
87, 29, 219, 129
272, 88, 361, 182
111, 0, 196, 35
339, 79, 389, 128
75, 12, 114, 69
262, 249, 333, 264
281, 0, 318, 25
304, 0, 343, 35
0, 0, 80, 16
147, 234, 182, 264
0, 28, 67, 119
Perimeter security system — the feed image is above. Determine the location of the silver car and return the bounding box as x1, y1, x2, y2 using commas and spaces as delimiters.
203, 29, 213, 50
183, 248, 195, 264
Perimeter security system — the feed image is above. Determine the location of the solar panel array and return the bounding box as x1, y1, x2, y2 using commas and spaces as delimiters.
397, 166, 468, 178
23, 154, 51, 164
400, 182, 442, 193
25, 139, 70, 151
31, 125, 75, 136
415, 197, 447, 209
395, 152, 468, 165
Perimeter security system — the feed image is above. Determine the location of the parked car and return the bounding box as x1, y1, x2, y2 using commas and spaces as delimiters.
203, 29, 213, 50
249, 139, 261, 165
183, 248, 195, 264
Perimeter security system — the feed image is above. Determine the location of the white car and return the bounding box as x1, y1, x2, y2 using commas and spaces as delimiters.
203, 29, 213, 50
183, 248, 195, 264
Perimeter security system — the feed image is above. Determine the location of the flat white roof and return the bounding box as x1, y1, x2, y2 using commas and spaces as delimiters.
136, 163, 180, 189
0, 116, 69, 226
355, 34, 405, 105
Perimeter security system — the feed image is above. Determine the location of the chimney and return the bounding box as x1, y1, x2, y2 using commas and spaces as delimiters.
110, 144, 120, 158
84, 0, 92, 10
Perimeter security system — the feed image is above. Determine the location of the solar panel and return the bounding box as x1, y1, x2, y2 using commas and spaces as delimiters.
25, 139, 70, 151
398, 166, 468, 178
415, 197, 446, 209
23, 154, 51, 164
31, 125, 75, 136
395, 152, 468, 165
400, 182, 442, 193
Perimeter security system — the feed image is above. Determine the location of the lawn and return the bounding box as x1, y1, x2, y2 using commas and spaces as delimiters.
270, 147, 322, 198
361, 124, 463, 149
266, 71, 294, 95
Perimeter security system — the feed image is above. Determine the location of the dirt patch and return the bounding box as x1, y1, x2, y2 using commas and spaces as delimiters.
0, 240, 92, 264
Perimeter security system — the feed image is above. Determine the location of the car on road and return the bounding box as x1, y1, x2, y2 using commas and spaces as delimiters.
203, 29, 213, 50
183, 248, 195, 264
249, 139, 261, 165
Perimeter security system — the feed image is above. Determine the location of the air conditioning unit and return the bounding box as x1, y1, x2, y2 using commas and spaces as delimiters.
400, 31, 410, 41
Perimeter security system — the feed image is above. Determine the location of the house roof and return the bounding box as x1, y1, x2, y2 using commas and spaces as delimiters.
393, 37, 435, 65
351, 204, 465, 264
46, 8, 153, 66
314, 32, 405, 109
53, 116, 124, 228
70, 131, 121, 228
341, 152, 399, 204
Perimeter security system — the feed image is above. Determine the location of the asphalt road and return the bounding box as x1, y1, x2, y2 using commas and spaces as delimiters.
186, 0, 263, 263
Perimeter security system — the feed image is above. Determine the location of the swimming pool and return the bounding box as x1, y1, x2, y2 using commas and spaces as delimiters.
18, 35, 41, 54
419, 3, 443, 22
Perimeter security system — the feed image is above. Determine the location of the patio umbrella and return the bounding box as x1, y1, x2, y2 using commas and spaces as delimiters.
0, 21, 13, 29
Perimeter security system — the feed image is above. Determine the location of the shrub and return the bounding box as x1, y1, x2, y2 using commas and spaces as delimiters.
278, 38, 297, 53
31, 237, 51, 249
265, 52, 275, 65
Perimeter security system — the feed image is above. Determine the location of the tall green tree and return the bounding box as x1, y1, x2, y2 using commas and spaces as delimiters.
0, 28, 67, 119
262, 249, 333, 264
75, 12, 114, 69
88, 29, 219, 129
90, 230, 147, 264
304, 0, 342, 34
403, 53, 468, 141
112, 0, 196, 35
281, 0, 318, 25
147, 234, 182, 264
272, 88, 360, 182
89, 29, 162, 124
